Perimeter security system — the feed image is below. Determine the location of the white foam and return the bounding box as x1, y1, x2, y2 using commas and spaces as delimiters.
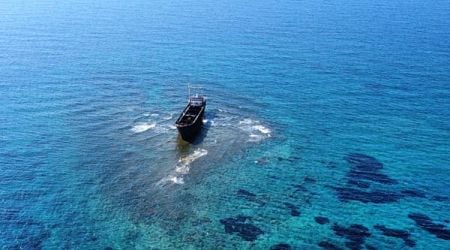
159, 148, 208, 186
175, 165, 190, 174
252, 125, 271, 134
131, 122, 156, 133
239, 118, 254, 125
154, 126, 169, 134
178, 148, 208, 166
163, 175, 184, 185
238, 118, 271, 142
163, 113, 173, 120
248, 134, 264, 142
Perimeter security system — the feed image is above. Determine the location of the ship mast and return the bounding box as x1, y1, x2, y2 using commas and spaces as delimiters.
188, 84, 204, 101
188, 84, 191, 102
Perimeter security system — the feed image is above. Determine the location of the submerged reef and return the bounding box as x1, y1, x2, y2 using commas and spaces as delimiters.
432, 195, 449, 202
270, 243, 292, 250
315, 216, 330, 225
318, 240, 343, 250
236, 189, 267, 206
347, 179, 370, 189
1, 207, 51, 249
374, 224, 415, 247
237, 189, 256, 198
345, 153, 396, 184
401, 189, 426, 198
284, 202, 301, 217
408, 213, 450, 240
365, 245, 377, 250
335, 153, 428, 204
335, 187, 401, 204
344, 153, 382, 171
292, 184, 308, 193
335, 153, 401, 203
304, 176, 316, 183
332, 223, 371, 250
219, 215, 263, 241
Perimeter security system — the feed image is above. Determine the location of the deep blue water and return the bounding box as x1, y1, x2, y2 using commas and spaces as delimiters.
1, 0, 450, 249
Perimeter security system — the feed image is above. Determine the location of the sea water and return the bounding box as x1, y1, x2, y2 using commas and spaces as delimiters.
1, 0, 449, 249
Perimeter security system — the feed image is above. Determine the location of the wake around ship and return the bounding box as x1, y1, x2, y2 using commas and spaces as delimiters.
175, 86, 206, 142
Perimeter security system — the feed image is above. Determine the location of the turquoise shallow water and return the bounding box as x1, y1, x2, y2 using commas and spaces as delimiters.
1, 0, 450, 249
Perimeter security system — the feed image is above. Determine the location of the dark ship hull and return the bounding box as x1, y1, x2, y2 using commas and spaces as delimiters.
175, 100, 206, 142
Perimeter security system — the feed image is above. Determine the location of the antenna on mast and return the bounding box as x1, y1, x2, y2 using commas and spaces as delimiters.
187, 83, 204, 103
188, 84, 193, 103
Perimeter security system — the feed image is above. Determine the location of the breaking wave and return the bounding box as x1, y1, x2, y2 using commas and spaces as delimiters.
131, 122, 156, 133
238, 118, 271, 142
158, 148, 208, 185
163, 113, 174, 120
131, 111, 176, 134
